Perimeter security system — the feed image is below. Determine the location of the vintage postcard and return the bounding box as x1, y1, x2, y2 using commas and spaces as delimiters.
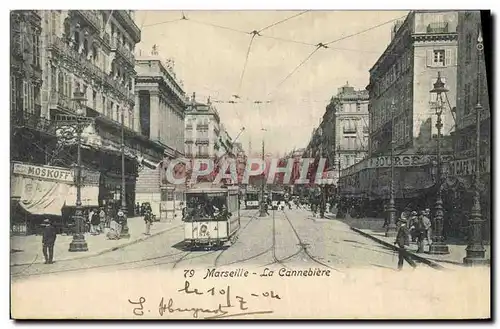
10, 9, 491, 319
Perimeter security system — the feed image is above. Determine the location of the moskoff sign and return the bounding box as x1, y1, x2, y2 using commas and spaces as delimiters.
12, 162, 74, 183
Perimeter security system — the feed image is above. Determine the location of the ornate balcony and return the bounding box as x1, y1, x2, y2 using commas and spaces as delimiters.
196, 137, 210, 144
74, 10, 102, 32
111, 36, 135, 67
12, 109, 56, 136
115, 10, 141, 43
47, 35, 133, 103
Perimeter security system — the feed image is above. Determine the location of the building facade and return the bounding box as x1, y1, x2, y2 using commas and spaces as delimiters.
368, 11, 458, 156
448, 10, 491, 241
11, 11, 50, 165
134, 55, 187, 215
332, 83, 369, 170
184, 93, 221, 159
10, 10, 174, 235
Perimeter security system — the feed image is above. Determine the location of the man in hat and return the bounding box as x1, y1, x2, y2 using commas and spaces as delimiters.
394, 217, 417, 270
42, 219, 57, 264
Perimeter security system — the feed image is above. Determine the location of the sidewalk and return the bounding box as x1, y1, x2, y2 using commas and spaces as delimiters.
10, 217, 182, 267
339, 217, 491, 269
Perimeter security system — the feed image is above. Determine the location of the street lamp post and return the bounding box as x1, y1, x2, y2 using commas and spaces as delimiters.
464, 30, 488, 265
120, 108, 130, 239
56, 90, 94, 252
259, 129, 267, 217
385, 100, 397, 238
429, 72, 450, 254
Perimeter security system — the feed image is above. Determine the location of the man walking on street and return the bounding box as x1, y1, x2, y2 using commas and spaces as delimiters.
144, 210, 153, 235
42, 219, 57, 264
394, 217, 417, 271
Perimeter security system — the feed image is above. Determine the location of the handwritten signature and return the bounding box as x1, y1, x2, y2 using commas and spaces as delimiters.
128, 280, 280, 319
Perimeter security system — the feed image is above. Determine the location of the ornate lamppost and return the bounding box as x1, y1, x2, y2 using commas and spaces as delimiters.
385, 99, 397, 238
56, 90, 94, 252
119, 107, 130, 239
429, 72, 450, 254
464, 29, 488, 265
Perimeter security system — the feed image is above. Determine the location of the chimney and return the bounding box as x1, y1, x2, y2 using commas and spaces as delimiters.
192, 92, 196, 103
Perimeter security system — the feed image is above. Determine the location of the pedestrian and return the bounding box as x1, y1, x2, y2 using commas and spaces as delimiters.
415, 210, 427, 253
144, 210, 153, 235
394, 217, 417, 271
91, 209, 100, 235
135, 202, 141, 216
88, 209, 95, 234
422, 208, 432, 246
382, 203, 388, 228
42, 219, 57, 264
99, 207, 106, 233
408, 210, 419, 242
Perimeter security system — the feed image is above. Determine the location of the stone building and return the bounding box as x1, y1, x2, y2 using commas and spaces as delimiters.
447, 10, 491, 241
331, 83, 369, 170
184, 93, 221, 159
367, 11, 459, 156
134, 54, 187, 215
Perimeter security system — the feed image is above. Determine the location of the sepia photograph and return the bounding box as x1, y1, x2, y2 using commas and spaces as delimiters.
9, 8, 492, 320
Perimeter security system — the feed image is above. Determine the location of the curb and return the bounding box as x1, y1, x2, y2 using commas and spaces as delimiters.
350, 226, 445, 270
11, 223, 182, 267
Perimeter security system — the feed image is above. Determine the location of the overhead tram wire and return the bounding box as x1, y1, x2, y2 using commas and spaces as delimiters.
325, 14, 408, 45
257, 10, 310, 34
266, 44, 324, 99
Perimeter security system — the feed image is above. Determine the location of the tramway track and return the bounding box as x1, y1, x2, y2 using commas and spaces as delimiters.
212, 210, 260, 267
11, 249, 187, 279
281, 209, 343, 273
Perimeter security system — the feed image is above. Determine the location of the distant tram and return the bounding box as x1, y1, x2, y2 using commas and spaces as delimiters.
271, 191, 286, 210
182, 184, 241, 249
245, 190, 260, 209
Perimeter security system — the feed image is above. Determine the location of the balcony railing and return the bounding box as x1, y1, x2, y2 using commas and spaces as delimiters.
427, 22, 449, 34
111, 36, 135, 66
75, 10, 102, 32
47, 35, 133, 103
196, 137, 210, 144
197, 124, 209, 130
115, 10, 141, 42
12, 110, 56, 136
343, 127, 357, 134
185, 136, 194, 143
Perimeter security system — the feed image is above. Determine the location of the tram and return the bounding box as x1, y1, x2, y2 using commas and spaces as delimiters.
182, 184, 241, 249
271, 191, 286, 210
245, 189, 260, 209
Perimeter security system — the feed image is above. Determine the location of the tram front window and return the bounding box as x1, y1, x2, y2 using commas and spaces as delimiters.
246, 193, 259, 201
184, 193, 229, 221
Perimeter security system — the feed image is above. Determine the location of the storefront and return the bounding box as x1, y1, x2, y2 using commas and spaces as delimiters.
10, 162, 100, 235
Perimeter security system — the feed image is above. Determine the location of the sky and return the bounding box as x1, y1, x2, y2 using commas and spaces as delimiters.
134, 10, 409, 156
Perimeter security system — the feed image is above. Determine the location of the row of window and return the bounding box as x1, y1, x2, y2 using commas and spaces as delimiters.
11, 15, 41, 68
185, 144, 209, 156
50, 65, 135, 129
393, 116, 412, 146
11, 76, 41, 115
341, 118, 368, 134
373, 50, 412, 97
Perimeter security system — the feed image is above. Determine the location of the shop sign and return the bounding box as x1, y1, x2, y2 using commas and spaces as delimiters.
12, 162, 73, 183
448, 156, 490, 177
341, 154, 454, 176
